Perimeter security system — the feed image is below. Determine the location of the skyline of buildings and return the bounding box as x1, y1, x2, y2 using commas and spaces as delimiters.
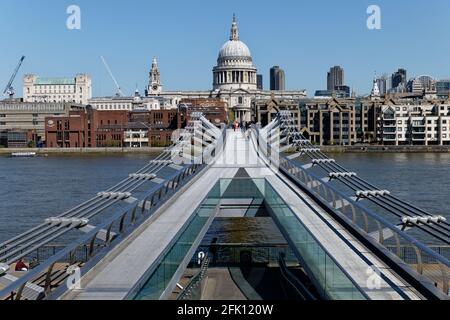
5, 63, 450, 102
2, 15, 450, 148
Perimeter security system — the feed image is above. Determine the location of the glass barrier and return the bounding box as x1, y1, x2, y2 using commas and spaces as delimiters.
263, 179, 368, 300
132, 184, 220, 300
131, 178, 368, 300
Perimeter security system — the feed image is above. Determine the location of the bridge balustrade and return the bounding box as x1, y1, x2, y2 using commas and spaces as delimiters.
254, 115, 450, 298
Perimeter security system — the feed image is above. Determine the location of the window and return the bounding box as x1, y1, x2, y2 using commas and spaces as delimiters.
398, 120, 402, 124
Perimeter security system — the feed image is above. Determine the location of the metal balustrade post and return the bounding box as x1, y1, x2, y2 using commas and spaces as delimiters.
438, 262, 449, 295
351, 204, 357, 224
105, 222, 114, 245
150, 193, 157, 208
69, 249, 76, 265
119, 212, 128, 234
413, 246, 423, 275
44, 262, 56, 295
15, 282, 27, 301
394, 233, 401, 258
88, 233, 99, 259
362, 211, 369, 233
131, 206, 138, 224
331, 191, 337, 209
376, 221, 385, 245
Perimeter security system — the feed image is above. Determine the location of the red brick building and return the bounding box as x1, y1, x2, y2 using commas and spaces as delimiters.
179, 98, 228, 126
45, 107, 128, 148
45, 102, 227, 148
126, 109, 183, 147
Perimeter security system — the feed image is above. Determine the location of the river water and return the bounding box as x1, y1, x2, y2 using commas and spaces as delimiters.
0, 153, 449, 244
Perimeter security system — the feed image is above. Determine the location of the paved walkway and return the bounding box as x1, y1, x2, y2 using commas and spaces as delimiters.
60, 130, 253, 300
202, 268, 247, 300
60, 130, 422, 300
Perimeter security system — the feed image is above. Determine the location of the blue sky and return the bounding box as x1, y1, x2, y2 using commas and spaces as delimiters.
1, 0, 450, 97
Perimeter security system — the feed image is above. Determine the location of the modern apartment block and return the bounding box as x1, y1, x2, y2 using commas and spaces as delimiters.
252, 97, 301, 128
299, 97, 378, 146
380, 99, 450, 145
252, 95, 380, 146
23, 74, 92, 104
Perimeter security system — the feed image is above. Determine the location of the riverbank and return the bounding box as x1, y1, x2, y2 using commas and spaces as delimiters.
320, 145, 450, 153
0, 147, 165, 157
2, 145, 450, 156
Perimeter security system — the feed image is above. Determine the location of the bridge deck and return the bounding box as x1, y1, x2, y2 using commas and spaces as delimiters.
59, 132, 244, 300
61, 130, 422, 300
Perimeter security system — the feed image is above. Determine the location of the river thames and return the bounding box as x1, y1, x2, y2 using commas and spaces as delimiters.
0, 153, 449, 244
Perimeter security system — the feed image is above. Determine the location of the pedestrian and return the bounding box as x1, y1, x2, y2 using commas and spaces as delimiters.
15, 258, 28, 272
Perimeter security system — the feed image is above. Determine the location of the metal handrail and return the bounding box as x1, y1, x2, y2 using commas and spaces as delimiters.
254, 121, 450, 297
0, 115, 226, 300
0, 164, 202, 300
257, 122, 450, 269
281, 151, 450, 268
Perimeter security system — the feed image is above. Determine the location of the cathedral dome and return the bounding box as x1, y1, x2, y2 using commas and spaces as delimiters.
212, 15, 257, 91
216, 15, 253, 67
218, 40, 251, 60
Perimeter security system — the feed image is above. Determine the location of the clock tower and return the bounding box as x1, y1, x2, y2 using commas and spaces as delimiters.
148, 57, 162, 95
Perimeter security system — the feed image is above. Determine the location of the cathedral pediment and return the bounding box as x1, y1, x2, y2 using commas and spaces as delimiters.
231, 88, 252, 95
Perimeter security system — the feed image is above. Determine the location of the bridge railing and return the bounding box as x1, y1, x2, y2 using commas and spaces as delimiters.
0, 163, 203, 300
0, 115, 227, 300
254, 123, 450, 298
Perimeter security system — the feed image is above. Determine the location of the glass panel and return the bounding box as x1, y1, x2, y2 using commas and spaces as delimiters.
132, 178, 366, 300
262, 179, 367, 300
132, 185, 220, 300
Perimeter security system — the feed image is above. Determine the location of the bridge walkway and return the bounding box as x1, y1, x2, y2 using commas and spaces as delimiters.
61, 130, 421, 300
59, 130, 250, 300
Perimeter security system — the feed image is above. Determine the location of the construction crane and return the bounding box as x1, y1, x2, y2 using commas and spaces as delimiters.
3, 56, 25, 99
100, 56, 124, 97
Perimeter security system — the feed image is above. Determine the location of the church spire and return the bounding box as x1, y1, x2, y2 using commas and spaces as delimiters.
230, 14, 239, 41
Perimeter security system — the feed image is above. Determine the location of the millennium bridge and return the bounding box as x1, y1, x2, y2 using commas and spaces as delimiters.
0, 111, 449, 300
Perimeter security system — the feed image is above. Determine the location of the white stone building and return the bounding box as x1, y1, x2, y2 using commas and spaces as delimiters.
23, 74, 92, 104
146, 15, 307, 122
88, 90, 161, 111
380, 99, 450, 145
